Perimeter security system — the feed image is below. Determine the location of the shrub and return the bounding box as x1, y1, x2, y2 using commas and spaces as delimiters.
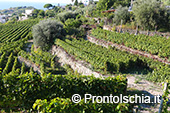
33, 97, 134, 113
57, 11, 77, 24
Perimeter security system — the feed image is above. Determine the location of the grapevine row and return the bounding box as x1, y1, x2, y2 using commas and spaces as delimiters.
90, 28, 170, 60
56, 38, 170, 82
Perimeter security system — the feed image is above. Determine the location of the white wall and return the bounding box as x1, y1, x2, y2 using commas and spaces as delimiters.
25, 9, 34, 15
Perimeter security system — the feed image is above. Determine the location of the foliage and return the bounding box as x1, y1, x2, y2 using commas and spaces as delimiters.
64, 18, 84, 37
44, 3, 53, 9
18, 48, 66, 74
32, 19, 65, 50
162, 0, 170, 5
113, 5, 130, 25
55, 38, 150, 75
45, 10, 55, 17
57, 11, 77, 24
90, 28, 170, 82
38, 10, 45, 18
33, 97, 134, 113
0, 19, 38, 54
74, 0, 78, 6
0, 71, 128, 112
32, 9, 40, 18
97, 0, 130, 10
133, 0, 169, 30
91, 28, 170, 59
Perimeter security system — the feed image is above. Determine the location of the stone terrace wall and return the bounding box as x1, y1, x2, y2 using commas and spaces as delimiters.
18, 56, 41, 75
87, 35, 170, 65
52, 46, 109, 78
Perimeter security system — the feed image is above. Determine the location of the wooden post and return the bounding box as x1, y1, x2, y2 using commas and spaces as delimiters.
158, 82, 168, 113
120, 19, 123, 33
135, 23, 138, 35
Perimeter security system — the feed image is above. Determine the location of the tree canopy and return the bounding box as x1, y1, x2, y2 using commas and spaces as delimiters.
133, 0, 168, 30
113, 5, 130, 25
44, 4, 53, 9
32, 19, 65, 50
74, 0, 78, 6
97, 0, 130, 10
162, 0, 170, 5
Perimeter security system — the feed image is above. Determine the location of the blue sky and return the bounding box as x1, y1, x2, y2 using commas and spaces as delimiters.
0, 0, 72, 10
0, 0, 98, 10
0, 0, 72, 4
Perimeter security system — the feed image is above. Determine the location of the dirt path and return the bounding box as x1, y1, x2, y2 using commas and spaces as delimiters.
127, 75, 163, 113
127, 75, 162, 96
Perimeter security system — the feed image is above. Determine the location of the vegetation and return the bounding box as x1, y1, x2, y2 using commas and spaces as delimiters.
91, 28, 170, 59
56, 38, 150, 75
113, 5, 130, 25
32, 19, 65, 50
1, 0, 170, 112
97, 0, 130, 10
133, 0, 169, 30
44, 3, 53, 9
0, 71, 130, 112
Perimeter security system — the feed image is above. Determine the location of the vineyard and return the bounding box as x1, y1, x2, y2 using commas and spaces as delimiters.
55, 38, 170, 83
90, 28, 170, 60
1, 0, 170, 112
0, 19, 134, 112
0, 19, 39, 75
55, 38, 149, 75
0, 17, 170, 112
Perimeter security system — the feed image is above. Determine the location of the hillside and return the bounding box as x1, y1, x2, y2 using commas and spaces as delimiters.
1, 0, 170, 112
0, 6, 35, 15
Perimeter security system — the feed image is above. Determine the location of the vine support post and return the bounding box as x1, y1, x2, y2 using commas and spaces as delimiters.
135, 23, 138, 35
158, 82, 168, 113
120, 19, 123, 33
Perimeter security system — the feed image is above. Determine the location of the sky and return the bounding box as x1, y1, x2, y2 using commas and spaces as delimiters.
0, 0, 73, 10
0, 0, 72, 4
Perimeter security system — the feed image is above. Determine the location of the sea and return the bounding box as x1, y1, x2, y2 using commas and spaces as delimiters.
0, 1, 67, 10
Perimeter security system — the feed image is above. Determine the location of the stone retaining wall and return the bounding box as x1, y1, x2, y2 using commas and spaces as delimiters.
51, 46, 108, 78
87, 35, 170, 65
18, 56, 41, 75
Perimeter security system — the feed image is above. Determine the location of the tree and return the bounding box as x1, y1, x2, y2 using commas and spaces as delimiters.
32, 9, 40, 18
162, 0, 170, 5
74, 0, 78, 6
38, 10, 45, 18
57, 11, 77, 24
44, 4, 53, 9
32, 19, 65, 50
97, 0, 130, 10
113, 5, 130, 25
133, 0, 168, 30
45, 10, 55, 17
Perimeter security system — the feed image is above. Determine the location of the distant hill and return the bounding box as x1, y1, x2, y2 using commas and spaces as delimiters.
0, 6, 35, 15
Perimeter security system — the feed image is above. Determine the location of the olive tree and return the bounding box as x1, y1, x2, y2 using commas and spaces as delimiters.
32, 19, 65, 50
133, 0, 168, 30
113, 5, 130, 25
